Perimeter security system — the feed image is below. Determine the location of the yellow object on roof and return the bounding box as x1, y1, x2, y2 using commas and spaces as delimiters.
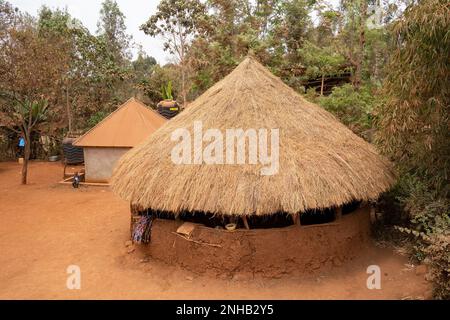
74, 98, 167, 147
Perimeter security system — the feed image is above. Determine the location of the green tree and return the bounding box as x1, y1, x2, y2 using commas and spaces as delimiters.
133, 49, 157, 76
375, 0, 450, 298
317, 84, 376, 137
0, 12, 69, 184
376, 0, 449, 197
37, 5, 128, 133
311, 3, 340, 48
97, 0, 132, 64
141, 0, 207, 106
131, 48, 158, 101
299, 40, 345, 95
336, 0, 369, 88
281, 0, 315, 58
37, 6, 75, 132
187, 0, 299, 94
138, 64, 180, 105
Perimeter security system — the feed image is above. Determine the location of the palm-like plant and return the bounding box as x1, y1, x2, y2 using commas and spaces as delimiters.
160, 80, 173, 100
12, 99, 49, 126
0, 96, 50, 184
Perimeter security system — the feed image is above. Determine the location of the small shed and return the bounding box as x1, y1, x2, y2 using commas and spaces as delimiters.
73, 98, 167, 183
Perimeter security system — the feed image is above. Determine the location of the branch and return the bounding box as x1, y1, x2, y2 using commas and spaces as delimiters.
171, 232, 222, 248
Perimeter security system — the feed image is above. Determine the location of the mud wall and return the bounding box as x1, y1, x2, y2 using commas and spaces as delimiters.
84, 147, 130, 182
135, 206, 371, 278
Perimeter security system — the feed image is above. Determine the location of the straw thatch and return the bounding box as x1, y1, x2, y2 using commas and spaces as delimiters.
111, 56, 395, 216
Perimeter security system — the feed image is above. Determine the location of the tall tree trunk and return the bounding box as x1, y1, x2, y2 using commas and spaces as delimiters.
181, 63, 187, 107
354, 0, 368, 89
373, 47, 380, 83
177, 26, 187, 108
320, 74, 325, 96
21, 130, 31, 185
22, 101, 34, 185
66, 86, 72, 133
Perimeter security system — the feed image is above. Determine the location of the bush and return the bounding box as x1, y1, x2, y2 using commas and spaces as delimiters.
393, 173, 450, 298
424, 234, 450, 299
397, 175, 450, 236
87, 110, 108, 128
317, 84, 376, 139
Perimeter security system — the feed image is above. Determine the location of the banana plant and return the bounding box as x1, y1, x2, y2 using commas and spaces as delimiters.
160, 80, 173, 100
0, 95, 50, 184
13, 99, 49, 127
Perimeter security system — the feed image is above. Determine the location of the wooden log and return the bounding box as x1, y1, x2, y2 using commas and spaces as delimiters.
242, 216, 250, 230
171, 232, 222, 248
292, 213, 300, 225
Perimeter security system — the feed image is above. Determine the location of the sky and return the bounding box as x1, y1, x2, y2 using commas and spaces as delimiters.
10, 0, 170, 64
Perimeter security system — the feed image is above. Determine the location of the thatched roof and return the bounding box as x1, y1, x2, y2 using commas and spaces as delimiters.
111, 56, 395, 216
74, 98, 167, 147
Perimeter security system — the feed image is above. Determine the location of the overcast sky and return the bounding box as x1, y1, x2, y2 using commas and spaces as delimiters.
10, 0, 169, 64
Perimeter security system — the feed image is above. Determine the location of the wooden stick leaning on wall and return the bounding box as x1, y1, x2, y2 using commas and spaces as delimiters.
242, 216, 250, 229
292, 213, 300, 225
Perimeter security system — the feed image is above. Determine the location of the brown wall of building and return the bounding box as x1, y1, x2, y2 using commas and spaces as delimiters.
134, 206, 372, 278
84, 147, 130, 182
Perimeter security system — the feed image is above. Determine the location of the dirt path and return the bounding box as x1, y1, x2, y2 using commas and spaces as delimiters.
0, 161, 431, 299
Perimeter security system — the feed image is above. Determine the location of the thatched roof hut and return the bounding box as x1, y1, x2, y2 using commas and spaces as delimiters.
111, 56, 395, 216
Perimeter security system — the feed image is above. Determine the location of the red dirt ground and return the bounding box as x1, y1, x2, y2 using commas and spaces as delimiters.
0, 161, 431, 299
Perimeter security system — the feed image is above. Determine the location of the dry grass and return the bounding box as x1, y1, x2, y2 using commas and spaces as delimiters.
111, 56, 395, 216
